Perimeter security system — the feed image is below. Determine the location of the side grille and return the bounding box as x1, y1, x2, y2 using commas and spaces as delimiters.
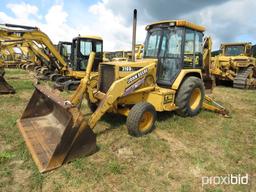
99, 64, 115, 93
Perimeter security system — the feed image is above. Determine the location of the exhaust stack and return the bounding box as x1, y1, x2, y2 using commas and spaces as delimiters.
132, 9, 137, 62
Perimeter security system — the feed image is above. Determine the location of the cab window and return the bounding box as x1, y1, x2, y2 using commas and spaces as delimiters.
159, 32, 168, 57
144, 30, 161, 57
194, 32, 203, 67
80, 41, 92, 56
184, 29, 195, 66
96, 42, 102, 53
166, 29, 183, 58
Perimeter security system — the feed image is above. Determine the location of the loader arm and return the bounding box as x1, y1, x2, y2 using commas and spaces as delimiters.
0, 25, 68, 73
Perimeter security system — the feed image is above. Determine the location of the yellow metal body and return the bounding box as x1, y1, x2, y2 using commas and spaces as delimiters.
0, 26, 68, 74
146, 20, 205, 32
211, 42, 256, 88
59, 36, 103, 81
0, 38, 52, 69
0, 39, 28, 68
17, 20, 229, 173
104, 44, 144, 62
84, 59, 227, 128
0, 25, 103, 81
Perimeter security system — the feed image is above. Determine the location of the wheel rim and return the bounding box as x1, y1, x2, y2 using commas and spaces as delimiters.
139, 111, 153, 132
189, 88, 201, 111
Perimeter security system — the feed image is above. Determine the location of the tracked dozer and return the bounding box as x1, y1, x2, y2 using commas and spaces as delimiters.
211, 42, 256, 89
17, 11, 229, 173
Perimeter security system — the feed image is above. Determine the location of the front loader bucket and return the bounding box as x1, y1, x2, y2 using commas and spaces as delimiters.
0, 75, 15, 94
17, 85, 96, 173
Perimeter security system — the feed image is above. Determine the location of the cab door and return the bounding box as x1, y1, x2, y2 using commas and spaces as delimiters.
157, 28, 183, 86
72, 38, 92, 71
94, 40, 103, 71
183, 29, 203, 69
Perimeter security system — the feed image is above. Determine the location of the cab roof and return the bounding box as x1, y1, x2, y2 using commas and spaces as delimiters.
221, 42, 251, 46
75, 35, 103, 41
146, 20, 205, 32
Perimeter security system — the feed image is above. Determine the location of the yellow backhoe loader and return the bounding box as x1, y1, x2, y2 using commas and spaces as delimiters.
17, 11, 229, 173
211, 42, 256, 89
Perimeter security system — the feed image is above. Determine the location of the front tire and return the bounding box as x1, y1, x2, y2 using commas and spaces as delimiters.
126, 102, 156, 137
175, 76, 205, 117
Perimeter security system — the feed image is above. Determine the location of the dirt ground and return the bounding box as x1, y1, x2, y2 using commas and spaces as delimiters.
0, 69, 255, 192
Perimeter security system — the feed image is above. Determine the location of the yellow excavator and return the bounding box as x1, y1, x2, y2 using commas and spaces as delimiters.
0, 24, 103, 89
0, 65, 15, 94
0, 39, 27, 94
0, 37, 70, 94
0, 39, 24, 68
53, 35, 103, 90
0, 39, 38, 69
211, 42, 256, 89
0, 24, 69, 79
17, 10, 229, 173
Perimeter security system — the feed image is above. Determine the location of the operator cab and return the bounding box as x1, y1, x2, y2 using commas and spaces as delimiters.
71, 36, 103, 72
221, 43, 251, 57
144, 20, 205, 87
57, 41, 72, 65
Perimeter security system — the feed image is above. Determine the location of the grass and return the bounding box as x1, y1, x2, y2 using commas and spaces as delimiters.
0, 68, 255, 191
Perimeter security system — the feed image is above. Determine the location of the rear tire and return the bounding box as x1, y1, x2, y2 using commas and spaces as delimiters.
126, 102, 156, 137
175, 76, 205, 117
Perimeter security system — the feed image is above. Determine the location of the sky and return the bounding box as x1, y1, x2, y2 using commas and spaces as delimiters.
0, 0, 255, 51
